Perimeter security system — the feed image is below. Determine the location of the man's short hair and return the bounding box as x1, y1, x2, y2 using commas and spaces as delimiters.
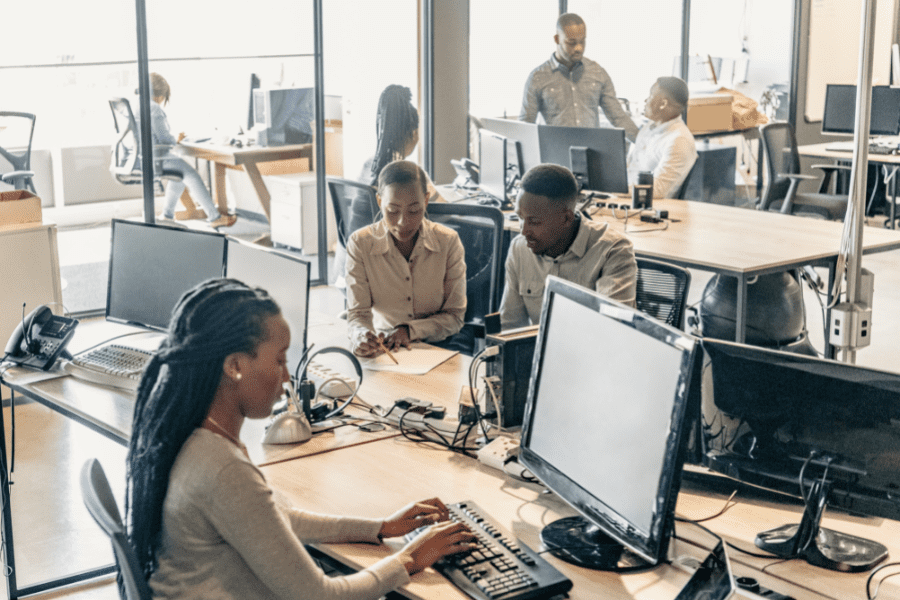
377, 159, 428, 197
557, 13, 585, 31
521, 164, 579, 209
655, 76, 690, 108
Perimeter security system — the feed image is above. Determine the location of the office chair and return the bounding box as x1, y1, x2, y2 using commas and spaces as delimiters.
635, 258, 691, 330
80, 458, 152, 600
0, 111, 37, 193
326, 177, 378, 250
427, 203, 505, 354
108, 98, 200, 217
673, 163, 698, 200
758, 122, 849, 220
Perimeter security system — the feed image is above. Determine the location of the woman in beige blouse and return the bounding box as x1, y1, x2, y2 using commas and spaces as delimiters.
346, 160, 466, 357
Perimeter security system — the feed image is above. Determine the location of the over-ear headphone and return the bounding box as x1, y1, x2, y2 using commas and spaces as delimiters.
295, 346, 363, 422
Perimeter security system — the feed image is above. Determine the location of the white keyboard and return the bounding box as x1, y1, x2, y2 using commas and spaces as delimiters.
63, 344, 153, 391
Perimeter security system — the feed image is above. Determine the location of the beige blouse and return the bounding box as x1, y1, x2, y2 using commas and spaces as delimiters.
346, 218, 466, 350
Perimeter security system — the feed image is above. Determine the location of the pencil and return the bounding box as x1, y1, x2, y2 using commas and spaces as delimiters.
377, 339, 399, 365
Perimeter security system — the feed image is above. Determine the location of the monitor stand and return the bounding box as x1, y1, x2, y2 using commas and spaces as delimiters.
540, 517, 652, 571
755, 477, 888, 572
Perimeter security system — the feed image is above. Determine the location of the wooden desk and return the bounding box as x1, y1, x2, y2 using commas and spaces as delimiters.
178, 141, 312, 220
798, 142, 900, 227
498, 197, 900, 353
262, 436, 900, 600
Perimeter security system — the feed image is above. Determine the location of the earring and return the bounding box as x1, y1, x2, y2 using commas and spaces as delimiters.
234, 372, 242, 381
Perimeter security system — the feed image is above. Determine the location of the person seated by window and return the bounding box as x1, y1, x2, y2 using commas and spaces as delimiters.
148, 73, 236, 228
627, 76, 698, 200
127, 278, 474, 600
499, 164, 637, 330
346, 160, 466, 357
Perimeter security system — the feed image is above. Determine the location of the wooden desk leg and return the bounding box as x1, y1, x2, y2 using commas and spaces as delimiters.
245, 162, 272, 221
175, 190, 206, 221
824, 263, 837, 359
213, 163, 228, 217
735, 276, 748, 344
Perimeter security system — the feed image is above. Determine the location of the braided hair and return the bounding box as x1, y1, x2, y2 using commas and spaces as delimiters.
125, 278, 281, 584
369, 85, 419, 186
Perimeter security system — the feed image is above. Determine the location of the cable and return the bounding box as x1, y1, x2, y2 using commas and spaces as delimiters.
675, 490, 739, 524
867, 561, 900, 600
481, 375, 503, 431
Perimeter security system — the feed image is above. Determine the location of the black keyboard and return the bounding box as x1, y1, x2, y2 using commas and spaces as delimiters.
408, 501, 573, 600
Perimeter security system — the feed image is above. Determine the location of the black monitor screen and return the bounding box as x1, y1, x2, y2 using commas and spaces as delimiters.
226, 239, 310, 371
537, 125, 628, 193
479, 129, 509, 203
106, 220, 226, 331
519, 277, 697, 566
822, 84, 900, 136
701, 338, 900, 522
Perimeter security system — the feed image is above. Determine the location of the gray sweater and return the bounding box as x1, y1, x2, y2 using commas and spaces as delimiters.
149, 428, 410, 599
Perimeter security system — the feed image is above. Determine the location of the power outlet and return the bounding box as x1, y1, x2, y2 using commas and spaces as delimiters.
476, 436, 520, 472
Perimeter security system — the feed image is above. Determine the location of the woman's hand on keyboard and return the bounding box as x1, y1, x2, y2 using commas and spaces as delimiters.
380, 497, 450, 538
397, 520, 477, 575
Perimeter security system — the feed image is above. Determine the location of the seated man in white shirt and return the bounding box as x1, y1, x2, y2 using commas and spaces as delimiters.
499, 164, 637, 330
627, 77, 698, 200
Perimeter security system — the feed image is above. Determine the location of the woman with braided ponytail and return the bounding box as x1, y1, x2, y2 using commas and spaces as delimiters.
127, 278, 474, 599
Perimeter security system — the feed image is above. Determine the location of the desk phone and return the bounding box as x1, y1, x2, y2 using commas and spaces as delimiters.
4, 305, 77, 371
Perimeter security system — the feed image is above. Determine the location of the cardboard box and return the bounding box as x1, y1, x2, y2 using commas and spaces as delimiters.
0, 190, 42, 226
687, 94, 733, 134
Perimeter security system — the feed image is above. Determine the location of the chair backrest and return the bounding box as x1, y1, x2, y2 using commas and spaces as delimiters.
327, 177, 378, 249
759, 122, 799, 211
673, 162, 698, 200
108, 98, 141, 183
80, 459, 152, 600
635, 258, 691, 330
0, 111, 37, 192
426, 203, 505, 322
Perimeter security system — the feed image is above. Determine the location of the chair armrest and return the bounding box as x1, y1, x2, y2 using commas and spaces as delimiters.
0, 170, 35, 182
812, 164, 852, 172
780, 173, 818, 181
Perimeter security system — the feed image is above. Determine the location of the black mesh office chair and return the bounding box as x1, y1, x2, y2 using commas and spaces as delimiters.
758, 122, 849, 220
108, 97, 186, 193
326, 177, 378, 250
80, 459, 152, 600
635, 258, 691, 330
427, 203, 505, 354
0, 111, 37, 193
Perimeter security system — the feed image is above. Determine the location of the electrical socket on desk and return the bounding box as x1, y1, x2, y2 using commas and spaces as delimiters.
476, 436, 520, 472
307, 361, 357, 398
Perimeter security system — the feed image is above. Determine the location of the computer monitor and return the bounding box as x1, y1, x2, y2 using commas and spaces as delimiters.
822, 84, 900, 136
225, 238, 310, 371
480, 118, 541, 174
519, 276, 699, 570
701, 338, 900, 571
479, 129, 519, 209
106, 220, 226, 331
537, 125, 629, 194
252, 87, 315, 146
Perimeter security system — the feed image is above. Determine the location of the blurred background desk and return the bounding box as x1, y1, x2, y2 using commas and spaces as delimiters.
178, 141, 312, 220
797, 142, 900, 228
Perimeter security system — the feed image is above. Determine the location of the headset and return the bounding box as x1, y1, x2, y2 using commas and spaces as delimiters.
295, 346, 363, 422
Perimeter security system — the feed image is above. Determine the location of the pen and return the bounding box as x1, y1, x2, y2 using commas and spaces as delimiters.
376, 338, 399, 365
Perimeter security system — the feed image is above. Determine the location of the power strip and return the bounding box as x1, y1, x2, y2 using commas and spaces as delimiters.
372, 400, 472, 444
307, 361, 357, 398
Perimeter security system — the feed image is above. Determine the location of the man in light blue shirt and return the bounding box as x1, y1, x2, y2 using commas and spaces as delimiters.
520, 13, 639, 141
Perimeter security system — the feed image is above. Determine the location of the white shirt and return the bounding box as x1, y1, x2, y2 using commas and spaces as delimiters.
499, 216, 637, 330
627, 116, 698, 200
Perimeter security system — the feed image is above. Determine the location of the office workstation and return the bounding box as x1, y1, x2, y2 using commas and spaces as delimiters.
6, 1, 900, 600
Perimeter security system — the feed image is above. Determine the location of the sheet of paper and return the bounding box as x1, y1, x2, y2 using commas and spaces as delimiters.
360, 342, 458, 375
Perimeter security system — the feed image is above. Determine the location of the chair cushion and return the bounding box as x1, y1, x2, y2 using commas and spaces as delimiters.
769, 192, 847, 220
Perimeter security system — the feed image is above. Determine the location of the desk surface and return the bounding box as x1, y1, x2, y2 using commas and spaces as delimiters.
798, 142, 900, 165
547, 199, 900, 276
178, 141, 311, 166
262, 436, 900, 600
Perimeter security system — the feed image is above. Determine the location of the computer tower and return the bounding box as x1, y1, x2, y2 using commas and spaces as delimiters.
484, 326, 538, 428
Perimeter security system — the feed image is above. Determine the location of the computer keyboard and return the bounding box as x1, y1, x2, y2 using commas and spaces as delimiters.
825, 140, 898, 154
62, 344, 153, 391
407, 501, 572, 600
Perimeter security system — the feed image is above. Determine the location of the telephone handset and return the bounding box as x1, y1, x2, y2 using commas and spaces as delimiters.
4, 305, 78, 371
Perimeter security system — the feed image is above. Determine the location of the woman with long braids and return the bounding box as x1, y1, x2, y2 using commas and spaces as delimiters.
126, 278, 474, 599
